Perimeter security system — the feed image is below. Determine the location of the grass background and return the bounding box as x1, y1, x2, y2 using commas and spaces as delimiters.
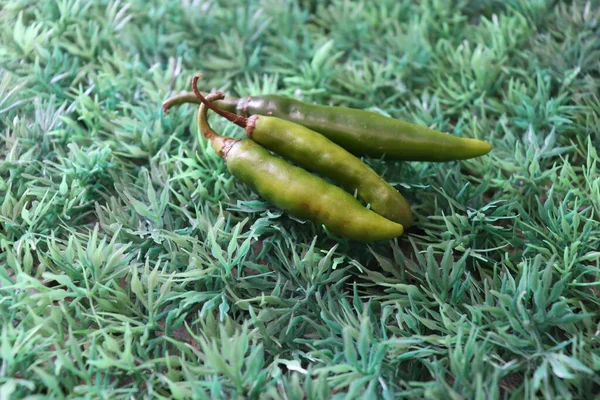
1, 0, 600, 398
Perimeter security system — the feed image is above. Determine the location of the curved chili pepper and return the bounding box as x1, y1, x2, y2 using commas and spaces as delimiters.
195, 88, 405, 242
163, 91, 492, 162
189, 75, 414, 228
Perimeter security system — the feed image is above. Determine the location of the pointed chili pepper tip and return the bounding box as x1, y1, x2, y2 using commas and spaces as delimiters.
465, 138, 493, 157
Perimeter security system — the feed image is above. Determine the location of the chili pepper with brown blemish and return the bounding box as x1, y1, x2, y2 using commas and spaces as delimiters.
188, 74, 414, 228
163, 90, 492, 162
195, 90, 405, 242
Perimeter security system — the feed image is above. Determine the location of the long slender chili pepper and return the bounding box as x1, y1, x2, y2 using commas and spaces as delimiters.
196, 91, 405, 242
163, 90, 492, 162
189, 74, 414, 228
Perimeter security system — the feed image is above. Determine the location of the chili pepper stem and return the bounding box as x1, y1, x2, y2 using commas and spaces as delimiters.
192, 74, 249, 129
162, 92, 199, 114
197, 91, 239, 159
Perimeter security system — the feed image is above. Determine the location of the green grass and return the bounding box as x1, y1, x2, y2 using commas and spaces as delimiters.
1, 0, 600, 398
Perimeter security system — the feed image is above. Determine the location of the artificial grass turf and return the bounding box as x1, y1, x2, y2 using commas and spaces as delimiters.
1, 0, 600, 398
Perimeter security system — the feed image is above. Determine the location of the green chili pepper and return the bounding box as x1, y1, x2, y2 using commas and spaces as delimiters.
188, 75, 414, 228
195, 90, 405, 242
163, 91, 492, 162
